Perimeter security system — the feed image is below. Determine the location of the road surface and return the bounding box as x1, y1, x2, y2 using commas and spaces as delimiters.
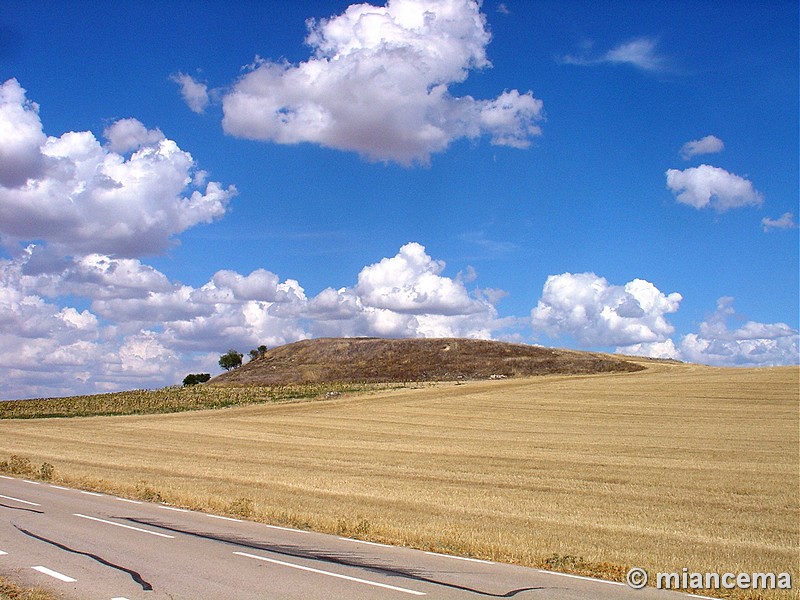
1, 475, 700, 599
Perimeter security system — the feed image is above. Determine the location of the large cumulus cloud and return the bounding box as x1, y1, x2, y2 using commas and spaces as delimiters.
213, 0, 543, 165
530, 272, 682, 347
0, 78, 236, 258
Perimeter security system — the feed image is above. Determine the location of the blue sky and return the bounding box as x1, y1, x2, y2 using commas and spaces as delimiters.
0, 0, 797, 399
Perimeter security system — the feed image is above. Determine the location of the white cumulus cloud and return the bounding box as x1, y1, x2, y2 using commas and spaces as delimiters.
531, 272, 682, 347
0, 78, 237, 258
665, 164, 763, 212
308, 242, 504, 338
218, 0, 543, 165
679, 135, 724, 160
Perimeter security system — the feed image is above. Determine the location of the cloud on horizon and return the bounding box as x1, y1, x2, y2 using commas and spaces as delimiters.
180, 0, 544, 165
619, 298, 799, 366
0, 241, 511, 399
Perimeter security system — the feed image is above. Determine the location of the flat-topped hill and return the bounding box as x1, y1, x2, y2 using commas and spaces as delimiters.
211, 337, 644, 385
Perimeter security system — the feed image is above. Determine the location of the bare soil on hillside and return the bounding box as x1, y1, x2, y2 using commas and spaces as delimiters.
212, 337, 645, 386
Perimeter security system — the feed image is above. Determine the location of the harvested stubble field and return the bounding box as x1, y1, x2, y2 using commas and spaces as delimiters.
1, 362, 797, 599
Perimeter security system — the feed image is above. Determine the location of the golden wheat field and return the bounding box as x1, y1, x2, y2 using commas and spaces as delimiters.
1, 362, 798, 599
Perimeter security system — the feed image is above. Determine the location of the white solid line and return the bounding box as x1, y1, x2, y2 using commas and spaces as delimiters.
233, 552, 426, 596
80, 490, 103, 497
21, 479, 41, 485
159, 505, 188, 512
32, 566, 76, 582
73, 514, 174, 538
339, 537, 393, 548
116, 497, 142, 504
0, 493, 40, 506
207, 514, 241, 522
49, 485, 71, 490
266, 524, 310, 534
424, 551, 493, 564
537, 569, 625, 586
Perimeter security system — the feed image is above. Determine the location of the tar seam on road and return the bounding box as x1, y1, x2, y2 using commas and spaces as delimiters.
123, 516, 546, 597
0, 502, 44, 514
14, 525, 154, 591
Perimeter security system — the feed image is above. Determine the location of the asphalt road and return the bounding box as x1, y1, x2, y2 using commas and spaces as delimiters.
0, 475, 698, 599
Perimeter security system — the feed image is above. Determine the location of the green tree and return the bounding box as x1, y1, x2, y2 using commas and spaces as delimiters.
219, 349, 243, 371
248, 349, 260, 362
183, 373, 211, 386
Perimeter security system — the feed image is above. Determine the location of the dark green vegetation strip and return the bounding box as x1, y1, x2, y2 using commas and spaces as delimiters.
0, 383, 386, 419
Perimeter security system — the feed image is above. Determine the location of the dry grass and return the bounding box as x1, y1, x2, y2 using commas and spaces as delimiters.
0, 362, 797, 599
0, 577, 58, 600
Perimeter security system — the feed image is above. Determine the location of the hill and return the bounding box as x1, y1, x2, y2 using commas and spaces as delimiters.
211, 337, 645, 385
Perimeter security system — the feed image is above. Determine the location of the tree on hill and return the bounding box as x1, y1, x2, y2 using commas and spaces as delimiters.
219, 349, 243, 371
248, 345, 269, 362
183, 373, 211, 386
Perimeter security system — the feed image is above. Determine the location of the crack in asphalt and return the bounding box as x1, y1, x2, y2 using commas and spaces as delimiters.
14, 524, 154, 591
123, 516, 545, 597
0, 502, 43, 514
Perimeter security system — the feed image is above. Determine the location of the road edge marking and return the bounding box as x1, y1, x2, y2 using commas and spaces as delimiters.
233, 551, 426, 596
424, 551, 493, 564
73, 513, 174, 538
537, 569, 625, 586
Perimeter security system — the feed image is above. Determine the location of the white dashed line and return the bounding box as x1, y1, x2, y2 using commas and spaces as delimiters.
49, 485, 71, 490
424, 551, 493, 564
159, 505, 188, 512
0, 475, 13, 479
234, 552, 426, 596
207, 514, 242, 522
339, 537, 394, 548
116, 497, 143, 504
537, 569, 625, 586
0, 550, 7, 555
21, 480, 41, 485
32, 565, 76, 582
0, 493, 40, 506
266, 524, 310, 534
74, 514, 174, 538
80, 490, 103, 497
